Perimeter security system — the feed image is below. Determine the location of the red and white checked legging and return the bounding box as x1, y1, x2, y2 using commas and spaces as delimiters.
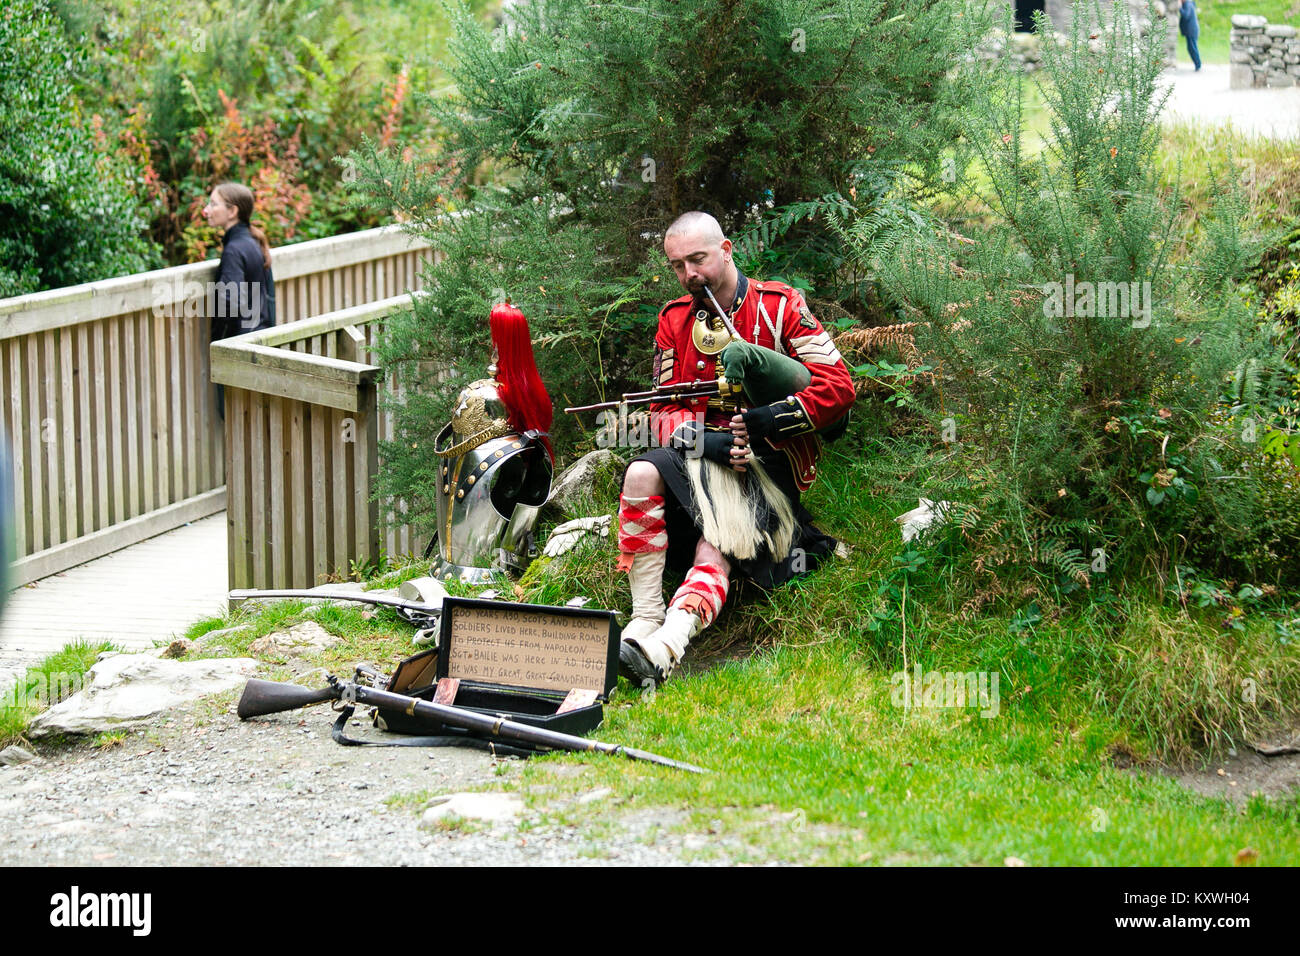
669, 563, 729, 626
616, 494, 667, 571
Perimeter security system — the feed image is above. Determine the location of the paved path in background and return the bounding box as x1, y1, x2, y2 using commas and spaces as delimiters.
0, 514, 228, 670
1159, 63, 1300, 139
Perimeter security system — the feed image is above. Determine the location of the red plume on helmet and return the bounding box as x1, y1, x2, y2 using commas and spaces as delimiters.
490, 301, 553, 461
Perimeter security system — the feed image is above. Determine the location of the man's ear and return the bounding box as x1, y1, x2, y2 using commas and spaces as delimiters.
720, 238, 733, 260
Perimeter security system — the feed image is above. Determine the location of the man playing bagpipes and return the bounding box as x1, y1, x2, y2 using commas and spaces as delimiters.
615, 211, 857, 685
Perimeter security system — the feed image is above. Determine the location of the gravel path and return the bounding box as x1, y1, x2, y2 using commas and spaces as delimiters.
1158, 63, 1300, 139
0, 698, 727, 866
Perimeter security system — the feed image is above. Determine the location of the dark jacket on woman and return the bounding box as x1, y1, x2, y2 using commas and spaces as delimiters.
211, 222, 275, 341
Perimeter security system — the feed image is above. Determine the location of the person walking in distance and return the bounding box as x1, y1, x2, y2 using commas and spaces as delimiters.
1179, 0, 1202, 71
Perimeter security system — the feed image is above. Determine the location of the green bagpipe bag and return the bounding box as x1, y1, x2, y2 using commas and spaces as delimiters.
718, 341, 850, 441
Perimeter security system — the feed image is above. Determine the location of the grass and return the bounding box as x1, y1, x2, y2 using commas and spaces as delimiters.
1157, 119, 1300, 235
503, 638, 1300, 865
0, 640, 117, 749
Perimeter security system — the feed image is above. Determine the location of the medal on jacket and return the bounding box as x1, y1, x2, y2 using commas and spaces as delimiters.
693, 283, 744, 356
691, 308, 730, 355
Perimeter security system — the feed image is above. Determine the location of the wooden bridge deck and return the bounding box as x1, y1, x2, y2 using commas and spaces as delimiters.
0, 513, 228, 669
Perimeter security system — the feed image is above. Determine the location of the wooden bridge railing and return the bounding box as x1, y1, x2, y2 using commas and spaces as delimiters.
0, 226, 431, 586
211, 294, 426, 591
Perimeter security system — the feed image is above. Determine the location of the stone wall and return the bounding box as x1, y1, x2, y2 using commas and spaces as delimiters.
1230, 15, 1300, 89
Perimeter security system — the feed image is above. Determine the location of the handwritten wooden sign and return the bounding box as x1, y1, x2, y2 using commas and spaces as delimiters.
445, 603, 611, 692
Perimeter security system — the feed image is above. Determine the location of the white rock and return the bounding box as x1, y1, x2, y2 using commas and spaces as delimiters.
248, 621, 340, 658
1231, 14, 1268, 29
27, 654, 258, 737
421, 792, 524, 825
0, 745, 41, 766
196, 624, 254, 645
1266, 25, 1297, 38
577, 787, 614, 805
546, 449, 626, 516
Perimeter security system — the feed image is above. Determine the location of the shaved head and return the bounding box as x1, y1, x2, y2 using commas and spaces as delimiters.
665, 211, 725, 245
663, 211, 736, 303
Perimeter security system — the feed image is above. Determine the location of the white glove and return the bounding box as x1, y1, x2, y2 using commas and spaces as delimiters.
542, 515, 612, 557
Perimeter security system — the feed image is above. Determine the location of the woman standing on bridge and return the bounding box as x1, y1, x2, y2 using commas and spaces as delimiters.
202, 182, 277, 417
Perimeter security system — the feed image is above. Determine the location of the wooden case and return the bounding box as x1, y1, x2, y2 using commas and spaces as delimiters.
376, 597, 620, 743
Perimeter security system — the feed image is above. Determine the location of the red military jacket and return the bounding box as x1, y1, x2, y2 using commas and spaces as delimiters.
649, 278, 856, 491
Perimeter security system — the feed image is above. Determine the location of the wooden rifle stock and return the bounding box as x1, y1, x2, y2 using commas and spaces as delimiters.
235, 675, 707, 773
237, 679, 338, 719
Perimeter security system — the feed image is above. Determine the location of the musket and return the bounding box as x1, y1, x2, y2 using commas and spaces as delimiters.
237, 674, 708, 773
564, 379, 735, 415
229, 588, 442, 628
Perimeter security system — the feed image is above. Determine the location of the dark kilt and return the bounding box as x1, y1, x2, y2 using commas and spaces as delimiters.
628, 438, 837, 590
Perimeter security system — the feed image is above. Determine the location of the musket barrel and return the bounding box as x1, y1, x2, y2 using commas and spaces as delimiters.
229, 589, 442, 619
564, 380, 721, 416
348, 682, 707, 773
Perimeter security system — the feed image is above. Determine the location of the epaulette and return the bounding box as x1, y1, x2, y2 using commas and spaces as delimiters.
659, 295, 693, 320
752, 280, 795, 299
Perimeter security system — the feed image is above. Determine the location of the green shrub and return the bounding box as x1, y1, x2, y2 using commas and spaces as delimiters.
852, 3, 1293, 594
353, 0, 992, 539
0, 0, 159, 294
46, 0, 491, 265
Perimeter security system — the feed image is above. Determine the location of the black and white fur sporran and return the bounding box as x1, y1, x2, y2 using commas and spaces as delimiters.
683, 454, 796, 562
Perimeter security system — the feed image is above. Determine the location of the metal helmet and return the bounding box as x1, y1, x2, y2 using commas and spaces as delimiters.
432, 377, 552, 583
